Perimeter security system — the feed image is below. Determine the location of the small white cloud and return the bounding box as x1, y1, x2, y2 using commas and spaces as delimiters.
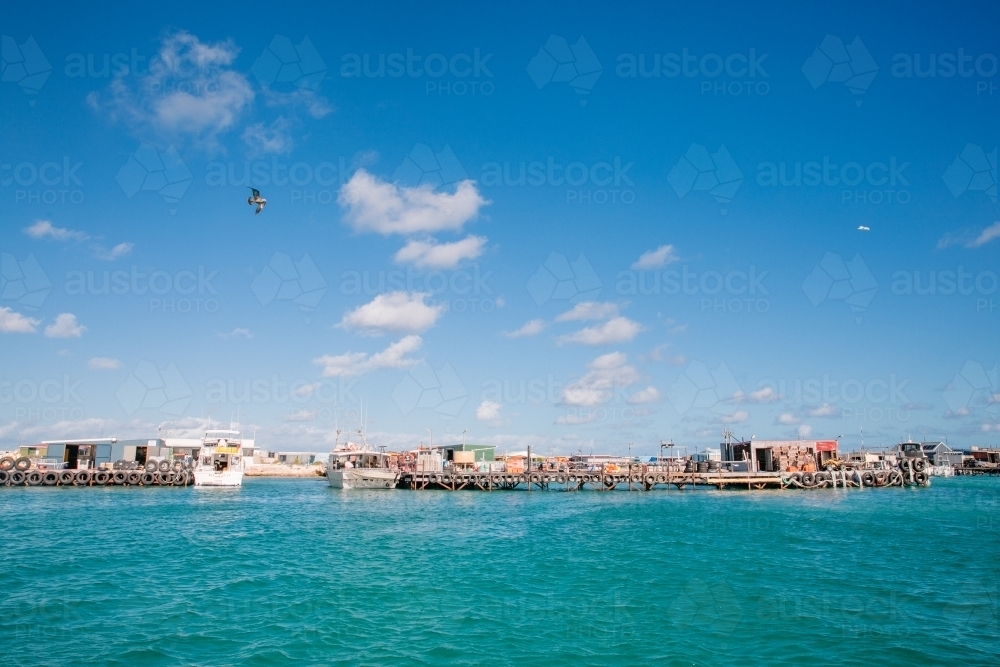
93, 242, 134, 261
741, 386, 777, 403
340, 292, 444, 335
969, 221, 1000, 248
668, 323, 688, 334
561, 352, 641, 407
628, 386, 661, 405
807, 403, 838, 418
797, 424, 813, 438
631, 244, 678, 270
720, 410, 749, 424
91, 31, 254, 153
283, 409, 317, 422
943, 406, 971, 419
44, 313, 86, 339
242, 117, 294, 156
504, 319, 545, 338
556, 412, 598, 425
24, 220, 88, 242
314, 335, 422, 377
0, 307, 40, 334
555, 301, 619, 322
557, 317, 643, 346
219, 328, 253, 339
88, 357, 123, 370
777, 413, 799, 425
476, 400, 501, 422
338, 169, 489, 236
393, 235, 486, 269
292, 382, 321, 398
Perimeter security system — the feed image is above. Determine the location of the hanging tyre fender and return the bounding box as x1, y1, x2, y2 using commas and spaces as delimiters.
11, 471, 27, 485
59, 471, 75, 485
26, 471, 43, 486
42, 471, 59, 486
861, 471, 875, 487
913, 471, 928, 485
0, 470, 8, 484
173, 471, 189, 486
801, 472, 816, 486
144, 461, 158, 472
75, 471, 92, 486
112, 471, 127, 485
0, 457, 15, 471
127, 472, 141, 485
94, 471, 111, 485
913, 458, 927, 472
14, 457, 32, 471
141, 472, 156, 485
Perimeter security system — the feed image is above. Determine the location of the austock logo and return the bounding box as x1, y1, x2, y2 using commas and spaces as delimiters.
393, 144, 467, 190
116, 144, 192, 214
667, 144, 743, 214
1, 35, 51, 104
527, 35, 602, 105
802, 252, 878, 322
116, 361, 192, 416
942, 143, 997, 203
392, 361, 468, 418
527, 252, 602, 306
251, 252, 328, 322
802, 35, 878, 106
1, 253, 51, 309
252, 35, 327, 90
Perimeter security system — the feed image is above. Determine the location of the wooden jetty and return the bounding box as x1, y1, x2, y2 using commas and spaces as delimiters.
400, 467, 927, 491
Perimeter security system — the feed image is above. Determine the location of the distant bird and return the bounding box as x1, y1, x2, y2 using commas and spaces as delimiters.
857, 225, 870, 231
248, 188, 266, 214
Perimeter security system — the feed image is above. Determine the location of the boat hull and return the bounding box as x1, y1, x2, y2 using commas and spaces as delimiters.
327, 468, 398, 490
193, 469, 244, 487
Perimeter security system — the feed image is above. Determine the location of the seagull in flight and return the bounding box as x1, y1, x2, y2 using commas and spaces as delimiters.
857, 225, 870, 231
248, 188, 266, 215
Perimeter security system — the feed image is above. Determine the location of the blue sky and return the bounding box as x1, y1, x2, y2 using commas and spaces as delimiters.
1, 1, 998, 455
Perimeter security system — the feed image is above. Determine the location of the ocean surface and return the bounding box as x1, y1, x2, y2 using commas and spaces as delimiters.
1, 477, 997, 666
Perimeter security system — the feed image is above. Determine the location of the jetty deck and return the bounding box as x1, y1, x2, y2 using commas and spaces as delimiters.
400, 468, 922, 491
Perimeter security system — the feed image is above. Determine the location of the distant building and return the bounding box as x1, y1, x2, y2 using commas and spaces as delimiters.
435, 443, 495, 462
918, 441, 963, 467
275, 452, 320, 465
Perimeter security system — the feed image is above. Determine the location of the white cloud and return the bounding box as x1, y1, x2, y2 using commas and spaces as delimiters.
313, 335, 422, 377
807, 403, 838, 418
219, 328, 253, 339
93, 242, 134, 261
340, 292, 444, 335
504, 319, 545, 338
0, 307, 40, 334
668, 323, 688, 334
242, 117, 294, 156
91, 31, 254, 152
720, 410, 749, 424
88, 357, 122, 370
338, 169, 488, 235
556, 412, 598, 425
283, 409, 318, 422
557, 317, 643, 346
24, 220, 88, 241
943, 406, 971, 419
736, 386, 777, 404
777, 413, 799, 425
970, 221, 1000, 248
631, 244, 678, 270
476, 400, 501, 422
797, 424, 813, 438
628, 386, 661, 405
555, 301, 619, 322
561, 352, 641, 407
292, 382, 321, 398
393, 235, 486, 269
44, 313, 86, 339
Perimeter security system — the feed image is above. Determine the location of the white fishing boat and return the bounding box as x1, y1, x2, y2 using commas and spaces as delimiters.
193, 429, 245, 487
327, 446, 398, 489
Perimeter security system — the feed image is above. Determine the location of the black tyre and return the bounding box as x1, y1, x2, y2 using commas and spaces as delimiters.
144, 461, 157, 472
913, 471, 928, 485
801, 472, 816, 486
26, 471, 43, 486
14, 457, 31, 471
141, 472, 156, 485
159, 472, 172, 485
158, 460, 171, 473
59, 471, 75, 485
94, 471, 111, 485
173, 460, 185, 472
173, 471, 188, 486
0, 457, 15, 471
11, 471, 26, 485
42, 471, 59, 486
74, 471, 92, 486
913, 458, 927, 473
127, 472, 141, 485
0, 470, 8, 484
861, 471, 875, 487
113, 471, 127, 485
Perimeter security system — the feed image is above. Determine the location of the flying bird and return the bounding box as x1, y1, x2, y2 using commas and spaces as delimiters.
248, 188, 266, 214
857, 225, 870, 231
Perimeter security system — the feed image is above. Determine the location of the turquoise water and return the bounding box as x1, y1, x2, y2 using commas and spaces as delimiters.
1, 478, 997, 666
